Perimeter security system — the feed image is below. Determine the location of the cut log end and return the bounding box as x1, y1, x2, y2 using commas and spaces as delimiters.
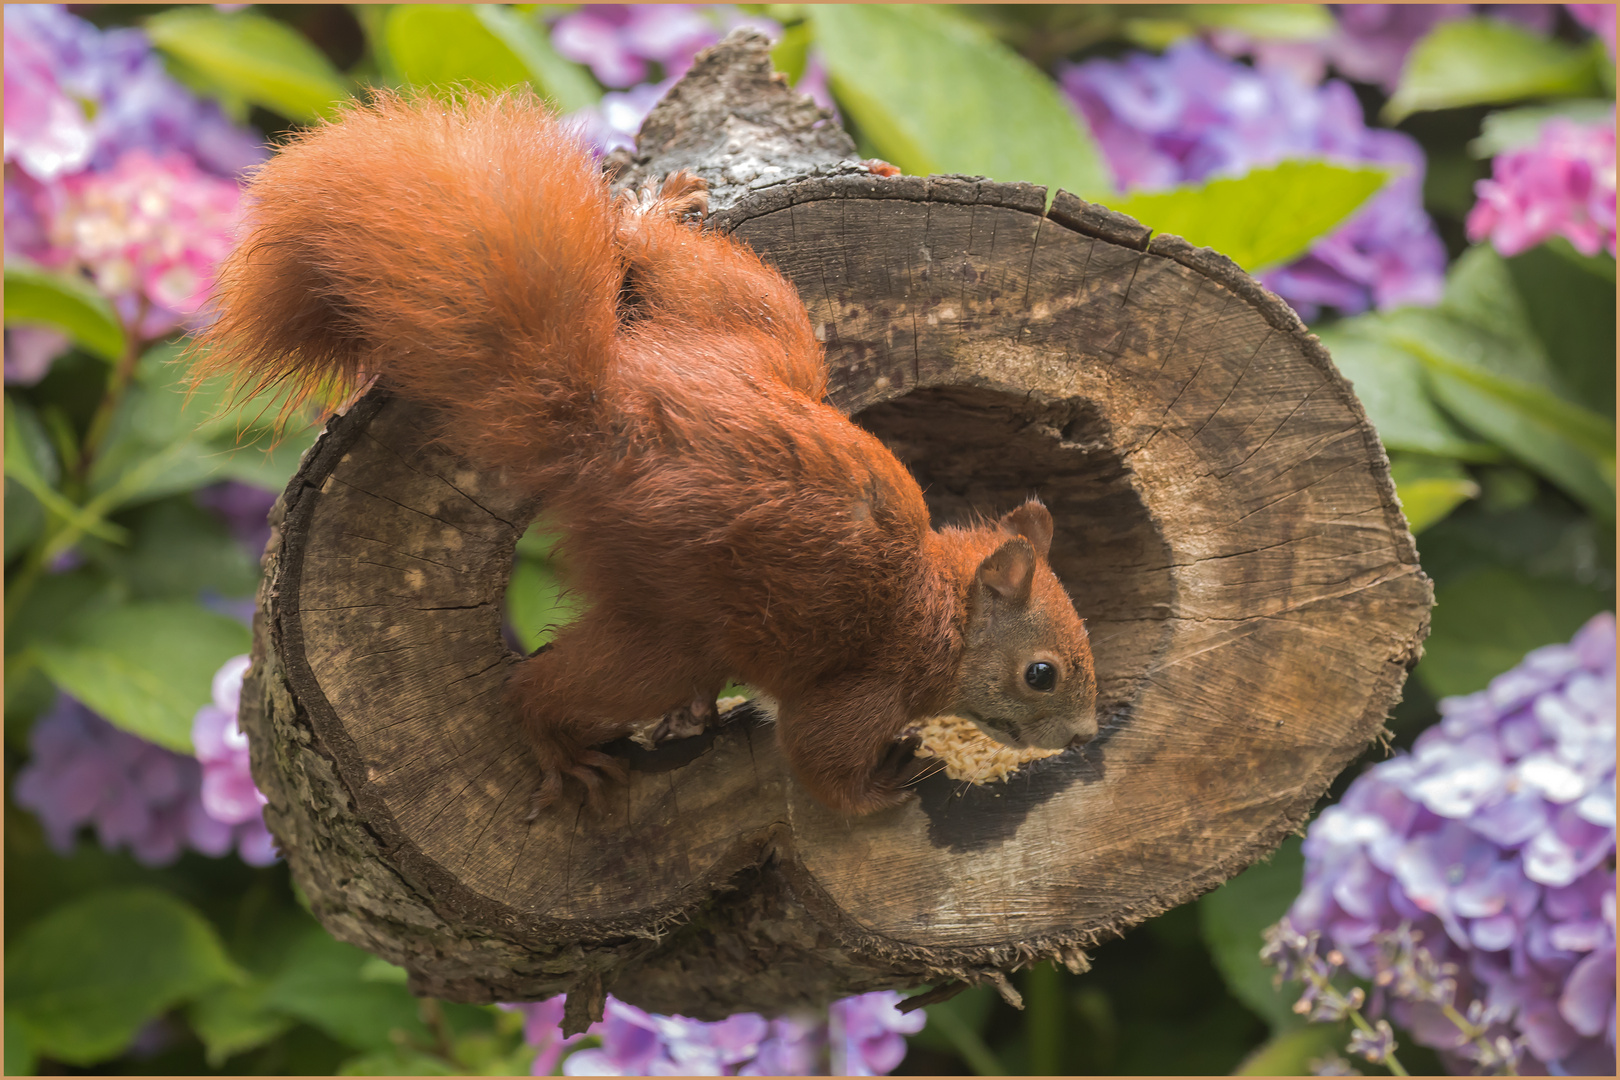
238, 31, 1429, 1019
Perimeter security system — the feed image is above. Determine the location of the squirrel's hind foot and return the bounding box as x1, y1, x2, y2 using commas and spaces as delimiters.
523, 746, 630, 821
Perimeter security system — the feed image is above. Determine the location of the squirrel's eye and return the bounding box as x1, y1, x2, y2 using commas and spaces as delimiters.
1024, 661, 1057, 691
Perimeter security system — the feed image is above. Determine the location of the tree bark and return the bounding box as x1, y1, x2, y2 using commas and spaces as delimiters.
239, 30, 1431, 1021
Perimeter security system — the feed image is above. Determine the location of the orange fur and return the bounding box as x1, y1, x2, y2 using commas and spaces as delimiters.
199, 92, 1096, 816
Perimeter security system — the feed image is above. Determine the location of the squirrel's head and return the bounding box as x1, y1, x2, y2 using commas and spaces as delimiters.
950, 499, 1098, 752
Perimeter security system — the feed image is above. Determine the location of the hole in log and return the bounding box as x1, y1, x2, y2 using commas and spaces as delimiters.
853, 385, 1174, 725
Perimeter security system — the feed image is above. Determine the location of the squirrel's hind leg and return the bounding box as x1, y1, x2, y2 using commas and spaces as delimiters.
507, 611, 721, 819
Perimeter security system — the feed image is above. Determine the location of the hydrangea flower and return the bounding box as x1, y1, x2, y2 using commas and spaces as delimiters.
2, 4, 263, 183
506, 989, 922, 1076
4, 4, 263, 378
1058, 40, 1446, 320
1281, 613, 1616, 1074
552, 5, 726, 90
1467, 115, 1618, 258
13, 685, 277, 867
191, 654, 270, 840
546, 5, 837, 156
42, 147, 244, 339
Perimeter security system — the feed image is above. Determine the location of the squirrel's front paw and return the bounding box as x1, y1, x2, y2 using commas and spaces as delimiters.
524, 743, 629, 820
872, 733, 933, 794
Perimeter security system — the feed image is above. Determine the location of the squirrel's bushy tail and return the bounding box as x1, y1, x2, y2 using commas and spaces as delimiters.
197, 91, 619, 484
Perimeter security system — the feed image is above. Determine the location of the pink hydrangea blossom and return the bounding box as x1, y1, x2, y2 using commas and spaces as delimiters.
45, 147, 244, 337
1467, 116, 1618, 258
2, 12, 93, 181
1567, 3, 1617, 57
192, 654, 268, 830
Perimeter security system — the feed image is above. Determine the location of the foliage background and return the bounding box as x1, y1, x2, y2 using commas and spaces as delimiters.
3, 3, 1615, 1076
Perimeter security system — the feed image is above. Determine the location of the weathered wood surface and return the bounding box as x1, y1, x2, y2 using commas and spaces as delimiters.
240, 31, 1431, 1019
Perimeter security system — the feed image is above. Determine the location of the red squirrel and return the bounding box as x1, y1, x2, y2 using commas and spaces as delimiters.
199, 92, 1098, 817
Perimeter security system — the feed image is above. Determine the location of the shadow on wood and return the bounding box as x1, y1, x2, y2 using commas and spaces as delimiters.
239, 32, 1430, 1020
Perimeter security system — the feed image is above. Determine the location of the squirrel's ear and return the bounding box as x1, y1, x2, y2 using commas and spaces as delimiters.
978, 537, 1036, 602
999, 499, 1053, 559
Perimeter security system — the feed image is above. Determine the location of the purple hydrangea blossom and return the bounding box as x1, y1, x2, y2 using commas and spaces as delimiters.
506, 990, 921, 1076
827, 992, 926, 1076
1467, 114, 1618, 258
1058, 40, 1446, 321
13, 688, 276, 867
547, 5, 838, 156
1283, 613, 1617, 1074
2, 5, 264, 183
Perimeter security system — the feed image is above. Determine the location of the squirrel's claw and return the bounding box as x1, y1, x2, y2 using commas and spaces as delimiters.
524, 747, 630, 820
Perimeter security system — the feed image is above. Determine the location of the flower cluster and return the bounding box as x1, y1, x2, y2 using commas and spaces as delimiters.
1467, 115, 1618, 258
13, 679, 276, 868
1279, 613, 1616, 1074
45, 147, 244, 334
1059, 40, 1446, 320
505, 989, 923, 1076
3, 4, 261, 377
548, 5, 830, 155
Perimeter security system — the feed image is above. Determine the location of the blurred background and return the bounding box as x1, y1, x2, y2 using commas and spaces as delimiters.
3, 3, 1615, 1076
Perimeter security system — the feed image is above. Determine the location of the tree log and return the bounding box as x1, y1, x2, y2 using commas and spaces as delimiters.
239, 31, 1431, 1020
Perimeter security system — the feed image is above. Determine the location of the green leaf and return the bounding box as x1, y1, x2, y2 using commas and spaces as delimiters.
4, 1009, 37, 1076
1505, 244, 1617, 416
385, 5, 535, 94
1125, 3, 1335, 49
85, 345, 312, 513
145, 8, 350, 123
473, 5, 601, 112
1325, 247, 1616, 518
1420, 567, 1611, 698
3, 261, 126, 362
506, 556, 585, 654
1197, 837, 1304, 1031
5, 478, 45, 562
29, 600, 251, 751
811, 4, 1112, 198
1192, 4, 1335, 39
3, 566, 119, 660
916, 985, 1005, 1076
83, 498, 261, 602
1401, 336, 1616, 520
340, 1046, 460, 1076
4, 394, 126, 547
1389, 454, 1480, 534
1469, 99, 1619, 158
5, 887, 243, 1067
1234, 1023, 1347, 1076
262, 927, 429, 1051
4, 393, 59, 491
1313, 326, 1497, 460
1106, 160, 1390, 273
1386, 17, 1604, 123
188, 981, 296, 1068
